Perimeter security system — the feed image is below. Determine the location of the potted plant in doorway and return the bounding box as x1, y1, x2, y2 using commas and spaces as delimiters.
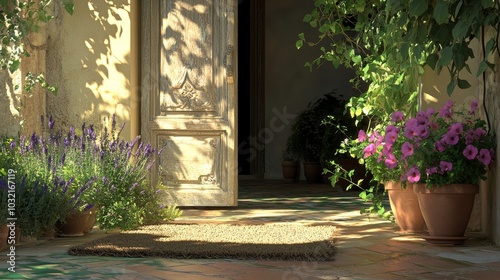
281, 136, 299, 183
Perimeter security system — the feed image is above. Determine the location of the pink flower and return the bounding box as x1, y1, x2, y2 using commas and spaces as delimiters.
478, 149, 492, 166
475, 128, 487, 140
430, 122, 440, 131
469, 99, 478, 114
385, 131, 398, 145
407, 166, 421, 183
439, 161, 453, 173
425, 107, 435, 117
450, 123, 463, 135
417, 125, 429, 138
465, 129, 475, 144
416, 115, 429, 126
401, 142, 414, 158
426, 166, 438, 175
384, 153, 398, 169
463, 145, 478, 160
391, 111, 404, 123
435, 140, 446, 152
363, 144, 376, 158
404, 124, 419, 139
442, 132, 459, 145
357, 130, 367, 142
385, 125, 399, 135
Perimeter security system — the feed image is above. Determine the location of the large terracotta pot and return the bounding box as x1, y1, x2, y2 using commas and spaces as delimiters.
413, 183, 479, 245
57, 208, 93, 237
281, 160, 299, 183
385, 182, 426, 233
303, 162, 323, 183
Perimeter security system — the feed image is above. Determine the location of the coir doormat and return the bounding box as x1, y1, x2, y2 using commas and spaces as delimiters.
68, 223, 338, 261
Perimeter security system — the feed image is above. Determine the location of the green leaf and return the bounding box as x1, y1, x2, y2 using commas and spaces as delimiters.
447, 79, 456, 95
433, 0, 449, 25
481, 0, 494, 8
303, 14, 312, 22
298, 33, 305, 40
409, 0, 428, 17
426, 53, 439, 69
457, 78, 471, 89
438, 46, 453, 67
63, 0, 74, 15
452, 19, 469, 40
295, 40, 303, 49
476, 61, 488, 77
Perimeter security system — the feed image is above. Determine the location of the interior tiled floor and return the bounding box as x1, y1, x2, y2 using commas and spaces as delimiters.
1, 180, 500, 279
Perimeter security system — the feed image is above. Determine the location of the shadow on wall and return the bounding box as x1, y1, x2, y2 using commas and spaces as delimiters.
0, 71, 22, 136
45, 0, 131, 133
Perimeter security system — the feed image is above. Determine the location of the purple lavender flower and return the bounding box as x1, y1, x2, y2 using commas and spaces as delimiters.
48, 115, 55, 130
9, 140, 15, 150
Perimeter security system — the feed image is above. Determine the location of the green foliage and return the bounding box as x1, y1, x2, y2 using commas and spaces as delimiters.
0, 0, 74, 96
297, 0, 500, 121
288, 91, 352, 162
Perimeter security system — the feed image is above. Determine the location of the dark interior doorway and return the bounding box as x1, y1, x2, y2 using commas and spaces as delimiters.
237, 0, 265, 179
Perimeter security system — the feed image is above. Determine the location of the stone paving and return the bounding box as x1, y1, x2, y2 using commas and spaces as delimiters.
1, 180, 500, 279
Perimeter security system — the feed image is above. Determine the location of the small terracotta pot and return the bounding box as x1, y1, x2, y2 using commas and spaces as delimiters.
303, 162, 323, 183
385, 182, 426, 233
281, 161, 299, 183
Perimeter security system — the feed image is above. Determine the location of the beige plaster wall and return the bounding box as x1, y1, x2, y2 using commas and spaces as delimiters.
45, 0, 135, 139
0, 70, 22, 137
264, 0, 357, 179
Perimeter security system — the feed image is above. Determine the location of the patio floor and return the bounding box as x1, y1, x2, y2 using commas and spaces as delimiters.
1, 180, 500, 279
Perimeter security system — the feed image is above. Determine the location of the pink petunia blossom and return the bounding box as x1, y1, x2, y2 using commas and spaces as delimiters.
407, 166, 421, 183
439, 161, 453, 173
469, 99, 478, 114
417, 125, 430, 138
475, 128, 487, 140
435, 140, 446, 152
430, 122, 440, 131
478, 148, 492, 166
363, 144, 376, 158
385, 131, 398, 145
450, 123, 463, 135
357, 130, 367, 142
465, 129, 475, 144
391, 111, 405, 123
426, 166, 438, 175
401, 142, 414, 158
404, 124, 419, 139
416, 115, 429, 126
425, 107, 435, 117
442, 132, 459, 145
384, 153, 398, 169
463, 145, 478, 160
385, 125, 399, 135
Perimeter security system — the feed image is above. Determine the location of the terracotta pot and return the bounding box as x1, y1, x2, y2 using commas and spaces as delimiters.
281, 161, 299, 183
302, 162, 323, 183
57, 209, 91, 237
385, 182, 426, 233
413, 183, 479, 245
83, 206, 98, 233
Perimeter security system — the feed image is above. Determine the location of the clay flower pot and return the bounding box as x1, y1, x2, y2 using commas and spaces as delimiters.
281, 160, 299, 183
385, 181, 426, 233
302, 162, 323, 183
413, 183, 479, 245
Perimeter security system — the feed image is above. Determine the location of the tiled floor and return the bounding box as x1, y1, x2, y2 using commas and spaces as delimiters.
1, 180, 500, 279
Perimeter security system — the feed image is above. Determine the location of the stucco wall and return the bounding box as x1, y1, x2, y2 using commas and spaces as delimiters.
0, 71, 22, 137
264, 0, 357, 180
44, 0, 135, 139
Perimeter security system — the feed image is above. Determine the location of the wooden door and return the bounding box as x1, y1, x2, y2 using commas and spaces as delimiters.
141, 0, 238, 206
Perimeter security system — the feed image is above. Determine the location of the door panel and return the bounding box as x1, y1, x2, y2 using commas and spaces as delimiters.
142, 0, 237, 206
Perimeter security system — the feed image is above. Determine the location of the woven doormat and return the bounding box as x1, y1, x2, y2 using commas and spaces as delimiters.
68, 224, 338, 261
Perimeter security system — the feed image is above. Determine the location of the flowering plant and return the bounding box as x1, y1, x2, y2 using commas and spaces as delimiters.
390, 100, 496, 187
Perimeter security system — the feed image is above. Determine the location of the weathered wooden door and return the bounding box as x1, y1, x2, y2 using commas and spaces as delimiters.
141, 0, 238, 206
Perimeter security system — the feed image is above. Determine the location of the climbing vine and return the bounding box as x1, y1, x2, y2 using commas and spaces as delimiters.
0, 0, 74, 94
297, 0, 500, 120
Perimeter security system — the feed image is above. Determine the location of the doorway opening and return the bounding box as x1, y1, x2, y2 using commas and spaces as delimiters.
237, 0, 265, 180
